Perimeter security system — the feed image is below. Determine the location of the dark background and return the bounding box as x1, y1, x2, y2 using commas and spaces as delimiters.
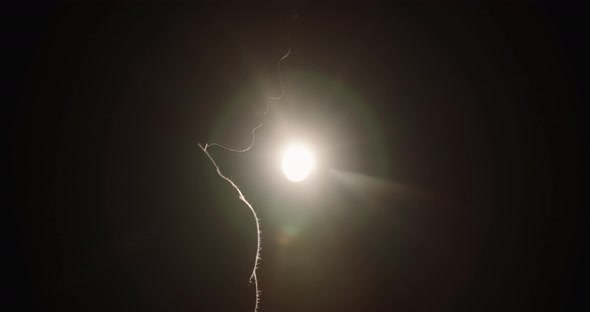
7, 3, 588, 312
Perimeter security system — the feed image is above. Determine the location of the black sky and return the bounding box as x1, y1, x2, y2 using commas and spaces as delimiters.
7, 3, 588, 312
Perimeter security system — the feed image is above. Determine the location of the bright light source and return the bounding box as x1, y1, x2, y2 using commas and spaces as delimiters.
281, 144, 315, 182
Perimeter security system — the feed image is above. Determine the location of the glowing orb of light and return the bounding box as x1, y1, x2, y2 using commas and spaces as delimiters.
281, 144, 315, 182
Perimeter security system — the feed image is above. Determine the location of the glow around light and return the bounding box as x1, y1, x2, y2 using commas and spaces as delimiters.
281, 144, 315, 182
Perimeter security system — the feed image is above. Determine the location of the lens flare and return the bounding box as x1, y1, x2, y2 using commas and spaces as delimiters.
281, 144, 315, 182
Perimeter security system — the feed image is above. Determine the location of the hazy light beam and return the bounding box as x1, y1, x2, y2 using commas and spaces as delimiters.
329, 169, 424, 208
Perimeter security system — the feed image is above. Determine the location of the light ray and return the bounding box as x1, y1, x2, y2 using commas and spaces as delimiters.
329, 169, 424, 208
